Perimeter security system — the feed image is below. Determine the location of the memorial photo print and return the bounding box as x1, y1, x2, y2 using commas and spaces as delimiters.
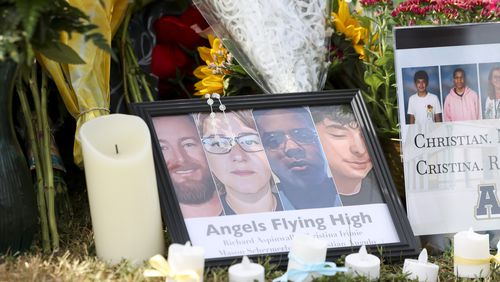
394, 23, 500, 241
132, 90, 419, 265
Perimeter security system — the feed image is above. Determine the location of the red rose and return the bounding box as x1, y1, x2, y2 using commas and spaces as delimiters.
154, 6, 209, 50
151, 43, 191, 79
152, 5, 209, 89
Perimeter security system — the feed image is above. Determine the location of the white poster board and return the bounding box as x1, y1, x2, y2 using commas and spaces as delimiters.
394, 23, 500, 237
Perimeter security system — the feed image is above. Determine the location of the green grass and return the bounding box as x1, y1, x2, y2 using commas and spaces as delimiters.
1, 171, 499, 281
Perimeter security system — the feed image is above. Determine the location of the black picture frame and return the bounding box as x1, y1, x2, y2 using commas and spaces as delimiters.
131, 90, 419, 267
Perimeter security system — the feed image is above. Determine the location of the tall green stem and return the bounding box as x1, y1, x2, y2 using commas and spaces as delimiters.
40, 70, 59, 250
126, 43, 154, 102
127, 72, 141, 102
16, 79, 50, 252
120, 4, 134, 105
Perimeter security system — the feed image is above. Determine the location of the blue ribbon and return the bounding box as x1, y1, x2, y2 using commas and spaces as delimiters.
272, 254, 347, 282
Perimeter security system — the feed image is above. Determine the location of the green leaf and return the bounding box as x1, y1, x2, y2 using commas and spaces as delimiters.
375, 55, 389, 67
364, 71, 384, 92
228, 64, 248, 76
85, 32, 117, 61
35, 41, 85, 64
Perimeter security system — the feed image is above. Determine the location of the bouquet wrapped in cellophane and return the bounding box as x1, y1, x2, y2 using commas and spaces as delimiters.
193, 0, 331, 94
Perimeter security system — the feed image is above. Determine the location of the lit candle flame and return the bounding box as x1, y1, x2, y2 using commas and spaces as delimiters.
242, 256, 251, 268
358, 245, 368, 260
418, 248, 428, 264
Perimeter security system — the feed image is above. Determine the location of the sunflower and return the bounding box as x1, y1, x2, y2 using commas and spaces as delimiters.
331, 0, 369, 60
193, 34, 232, 96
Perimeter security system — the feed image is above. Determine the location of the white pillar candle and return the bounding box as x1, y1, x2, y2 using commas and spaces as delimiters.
403, 248, 439, 282
228, 256, 265, 282
453, 228, 490, 278
167, 242, 205, 282
80, 114, 164, 265
286, 234, 328, 282
345, 245, 380, 281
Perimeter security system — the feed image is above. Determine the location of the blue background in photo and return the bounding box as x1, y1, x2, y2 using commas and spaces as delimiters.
401, 66, 441, 124
478, 62, 500, 117
440, 64, 479, 110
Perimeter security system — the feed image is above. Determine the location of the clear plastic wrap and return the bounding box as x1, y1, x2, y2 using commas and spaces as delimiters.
193, 0, 331, 94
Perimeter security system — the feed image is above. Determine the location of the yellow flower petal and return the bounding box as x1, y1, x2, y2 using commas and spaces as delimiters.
193, 66, 213, 79
195, 34, 230, 96
202, 75, 223, 85
197, 46, 211, 62
207, 34, 216, 47
337, 0, 349, 23
353, 44, 365, 57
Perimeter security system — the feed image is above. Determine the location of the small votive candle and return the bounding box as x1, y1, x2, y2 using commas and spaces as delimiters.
345, 245, 380, 281
454, 228, 490, 278
403, 248, 439, 282
167, 242, 205, 282
286, 234, 328, 282
228, 256, 264, 282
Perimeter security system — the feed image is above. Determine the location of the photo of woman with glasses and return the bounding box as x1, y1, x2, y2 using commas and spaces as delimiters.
195, 110, 285, 215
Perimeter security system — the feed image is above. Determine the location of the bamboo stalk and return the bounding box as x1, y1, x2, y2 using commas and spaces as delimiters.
16, 79, 50, 252
28, 67, 42, 122
27, 67, 55, 249
40, 70, 59, 250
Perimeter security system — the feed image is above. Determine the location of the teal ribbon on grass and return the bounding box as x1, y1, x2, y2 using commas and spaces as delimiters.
272, 254, 347, 282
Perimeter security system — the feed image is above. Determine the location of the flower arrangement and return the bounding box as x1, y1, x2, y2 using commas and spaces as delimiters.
1, 0, 499, 254
189, 0, 499, 139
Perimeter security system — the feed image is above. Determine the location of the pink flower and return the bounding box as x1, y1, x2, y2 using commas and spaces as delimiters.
392, 0, 499, 25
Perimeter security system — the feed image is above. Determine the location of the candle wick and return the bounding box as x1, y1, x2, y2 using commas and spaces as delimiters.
115, 144, 119, 154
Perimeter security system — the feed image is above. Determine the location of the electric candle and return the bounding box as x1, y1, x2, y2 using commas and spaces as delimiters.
167, 242, 205, 282
286, 234, 328, 282
403, 248, 439, 282
228, 256, 265, 282
454, 228, 490, 278
80, 114, 164, 264
345, 245, 380, 281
